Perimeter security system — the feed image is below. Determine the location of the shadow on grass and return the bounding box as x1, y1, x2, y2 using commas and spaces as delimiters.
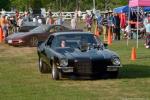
119, 64, 150, 79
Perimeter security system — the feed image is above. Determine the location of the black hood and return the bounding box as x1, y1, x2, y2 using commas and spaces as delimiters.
55, 47, 118, 60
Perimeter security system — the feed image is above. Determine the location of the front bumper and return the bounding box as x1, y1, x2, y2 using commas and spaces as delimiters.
7, 39, 25, 46
58, 65, 122, 74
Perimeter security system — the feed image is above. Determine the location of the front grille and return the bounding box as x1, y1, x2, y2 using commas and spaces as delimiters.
75, 59, 112, 74
92, 59, 112, 73
76, 59, 92, 74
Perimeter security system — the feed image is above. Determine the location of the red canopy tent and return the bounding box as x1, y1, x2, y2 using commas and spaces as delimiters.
129, 0, 150, 48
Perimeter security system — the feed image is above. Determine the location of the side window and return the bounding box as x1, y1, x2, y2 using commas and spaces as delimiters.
46, 35, 54, 46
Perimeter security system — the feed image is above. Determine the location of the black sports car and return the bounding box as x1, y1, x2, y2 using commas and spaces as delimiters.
37, 32, 122, 80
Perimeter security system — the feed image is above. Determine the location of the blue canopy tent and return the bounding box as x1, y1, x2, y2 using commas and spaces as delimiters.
144, 7, 150, 12
113, 6, 129, 13
113, 5, 150, 13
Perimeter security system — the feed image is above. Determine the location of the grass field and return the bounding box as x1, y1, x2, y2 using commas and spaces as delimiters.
0, 39, 150, 100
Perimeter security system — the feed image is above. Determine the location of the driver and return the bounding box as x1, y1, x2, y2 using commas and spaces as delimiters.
60, 40, 66, 48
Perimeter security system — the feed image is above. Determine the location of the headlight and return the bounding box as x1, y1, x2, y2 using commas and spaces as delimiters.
112, 57, 121, 66
8, 40, 12, 44
60, 58, 68, 66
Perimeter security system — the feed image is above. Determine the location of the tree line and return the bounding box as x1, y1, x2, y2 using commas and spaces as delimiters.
0, 0, 127, 11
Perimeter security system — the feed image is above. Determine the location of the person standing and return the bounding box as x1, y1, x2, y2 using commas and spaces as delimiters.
112, 13, 120, 40
85, 13, 94, 32
55, 12, 64, 25
145, 18, 150, 48
0, 15, 8, 39
71, 15, 77, 29
46, 15, 54, 25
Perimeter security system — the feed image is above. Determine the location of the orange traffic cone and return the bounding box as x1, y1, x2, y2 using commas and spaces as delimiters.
131, 47, 136, 61
0, 26, 3, 43
107, 27, 112, 45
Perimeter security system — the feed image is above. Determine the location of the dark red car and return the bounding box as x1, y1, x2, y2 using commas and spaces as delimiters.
6, 25, 81, 47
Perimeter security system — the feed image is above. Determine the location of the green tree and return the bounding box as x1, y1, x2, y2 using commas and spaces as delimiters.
0, 0, 128, 11
0, 0, 11, 10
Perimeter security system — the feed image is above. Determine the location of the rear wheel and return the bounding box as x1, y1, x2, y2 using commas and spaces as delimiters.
52, 62, 60, 80
39, 57, 49, 73
30, 36, 38, 47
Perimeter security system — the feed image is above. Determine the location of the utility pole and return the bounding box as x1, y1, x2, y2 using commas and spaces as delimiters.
93, 0, 95, 10
60, 0, 62, 11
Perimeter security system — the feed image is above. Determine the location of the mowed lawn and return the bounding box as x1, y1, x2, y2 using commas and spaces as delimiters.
0, 39, 150, 100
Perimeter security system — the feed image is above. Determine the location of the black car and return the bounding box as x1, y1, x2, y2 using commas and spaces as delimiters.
37, 32, 122, 80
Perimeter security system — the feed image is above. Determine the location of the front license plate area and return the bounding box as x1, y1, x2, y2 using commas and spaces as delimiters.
107, 67, 118, 71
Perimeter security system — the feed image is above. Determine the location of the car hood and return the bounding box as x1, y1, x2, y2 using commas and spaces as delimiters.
55, 48, 118, 60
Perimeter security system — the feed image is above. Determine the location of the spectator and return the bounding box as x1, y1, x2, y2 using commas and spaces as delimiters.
85, 13, 93, 32
17, 16, 24, 32
112, 13, 120, 40
0, 15, 8, 39
145, 17, 150, 48
71, 15, 77, 29
55, 15, 64, 25
37, 16, 42, 24
125, 24, 131, 39
46, 15, 54, 25
33, 17, 37, 23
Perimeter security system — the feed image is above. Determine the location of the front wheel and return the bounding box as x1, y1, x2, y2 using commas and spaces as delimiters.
30, 36, 38, 47
39, 57, 49, 73
52, 62, 60, 80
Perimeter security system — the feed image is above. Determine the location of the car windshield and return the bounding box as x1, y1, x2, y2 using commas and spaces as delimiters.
30, 25, 50, 33
22, 22, 40, 26
52, 33, 102, 48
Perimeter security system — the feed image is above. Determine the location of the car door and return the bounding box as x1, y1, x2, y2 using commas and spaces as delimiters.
44, 35, 56, 66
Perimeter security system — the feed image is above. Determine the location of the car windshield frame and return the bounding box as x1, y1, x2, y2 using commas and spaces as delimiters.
30, 25, 50, 33
51, 33, 103, 49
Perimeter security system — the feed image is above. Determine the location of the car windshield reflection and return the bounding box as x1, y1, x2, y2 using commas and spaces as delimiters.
51, 34, 103, 49
30, 25, 49, 33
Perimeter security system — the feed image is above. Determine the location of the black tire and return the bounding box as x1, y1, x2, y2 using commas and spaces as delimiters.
39, 57, 49, 73
30, 36, 38, 47
51, 62, 60, 80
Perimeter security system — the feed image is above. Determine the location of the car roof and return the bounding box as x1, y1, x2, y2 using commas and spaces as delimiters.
53, 32, 93, 36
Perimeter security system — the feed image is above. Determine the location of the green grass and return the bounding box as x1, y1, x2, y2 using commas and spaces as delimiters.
0, 39, 150, 100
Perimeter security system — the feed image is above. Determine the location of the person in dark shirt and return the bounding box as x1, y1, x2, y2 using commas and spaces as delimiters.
112, 13, 120, 40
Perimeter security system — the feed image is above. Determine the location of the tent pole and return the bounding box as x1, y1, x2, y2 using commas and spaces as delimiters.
137, 7, 139, 48
127, 6, 130, 46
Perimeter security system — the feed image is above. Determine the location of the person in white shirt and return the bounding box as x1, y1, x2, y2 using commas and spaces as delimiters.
33, 17, 37, 23
71, 15, 77, 29
37, 16, 42, 24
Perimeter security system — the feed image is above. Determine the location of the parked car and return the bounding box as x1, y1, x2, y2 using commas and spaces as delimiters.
37, 32, 122, 80
6, 24, 81, 47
